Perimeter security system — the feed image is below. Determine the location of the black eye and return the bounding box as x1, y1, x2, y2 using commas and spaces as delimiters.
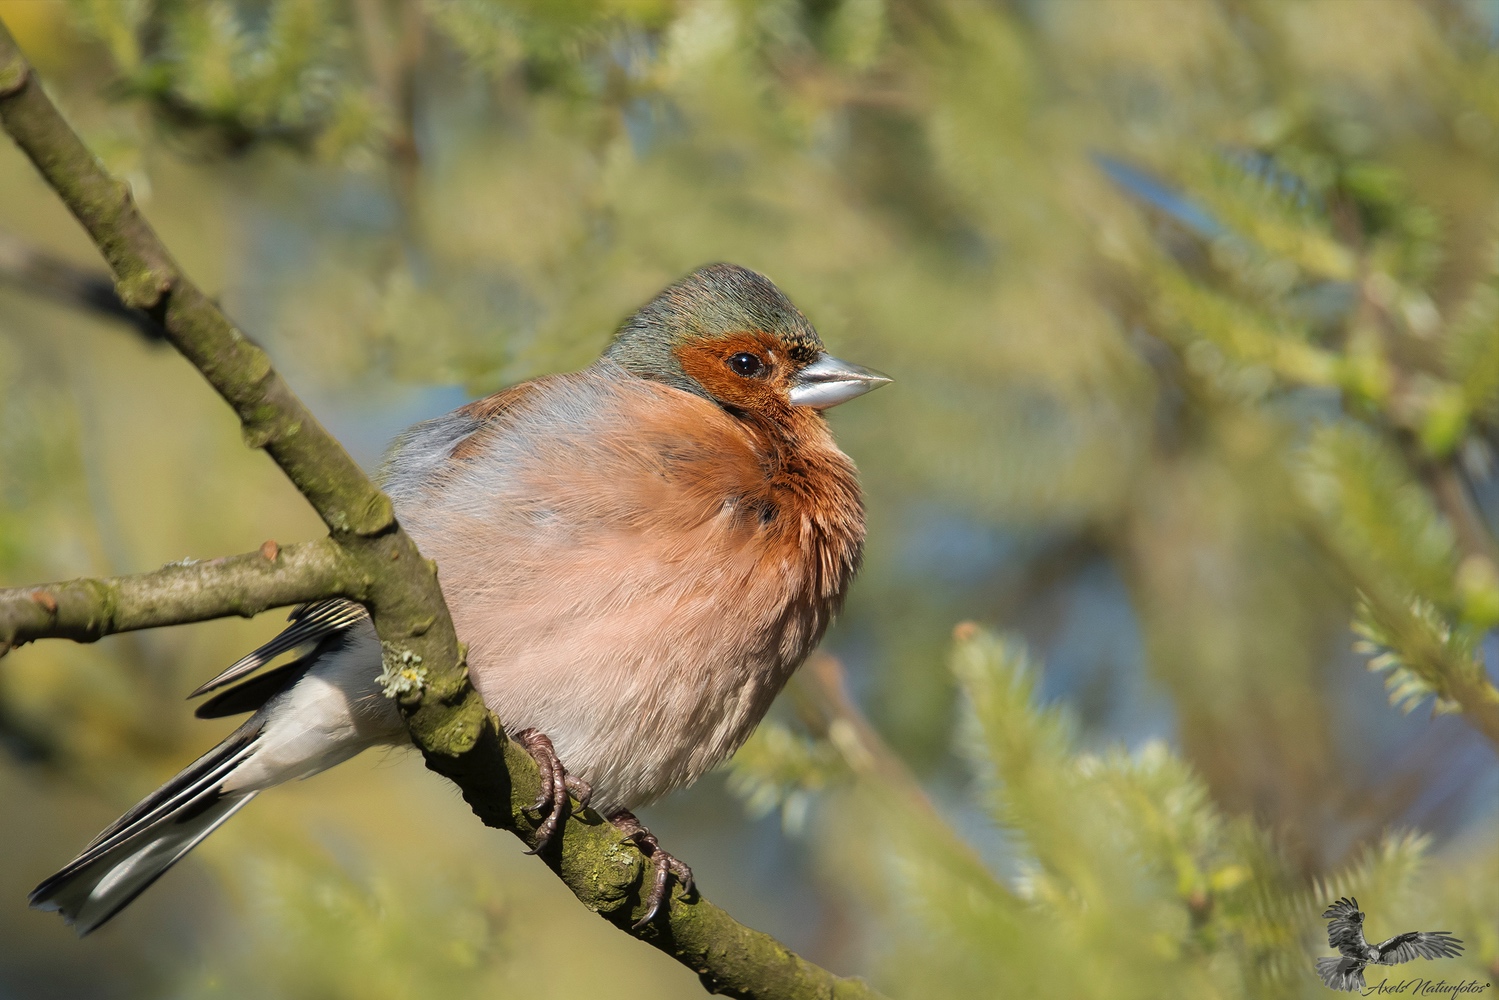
727, 352, 765, 377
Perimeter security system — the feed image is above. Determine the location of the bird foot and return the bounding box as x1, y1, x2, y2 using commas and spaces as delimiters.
515, 728, 591, 854
609, 809, 694, 929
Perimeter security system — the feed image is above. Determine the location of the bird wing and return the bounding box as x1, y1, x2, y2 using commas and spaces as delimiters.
187, 382, 547, 705
1323, 897, 1366, 954
187, 598, 369, 698
1316, 956, 1367, 992
449, 381, 547, 458
1375, 931, 1464, 965
195, 370, 761, 712
186, 382, 546, 702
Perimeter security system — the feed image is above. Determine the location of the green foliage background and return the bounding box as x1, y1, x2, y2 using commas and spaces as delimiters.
0, 1, 1496, 997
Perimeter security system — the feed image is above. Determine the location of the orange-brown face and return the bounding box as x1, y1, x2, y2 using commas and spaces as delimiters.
673, 331, 819, 414
604, 263, 888, 413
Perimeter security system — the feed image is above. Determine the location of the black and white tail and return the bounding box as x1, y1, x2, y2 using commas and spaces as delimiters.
28, 615, 402, 935
29, 723, 263, 934
1315, 956, 1365, 992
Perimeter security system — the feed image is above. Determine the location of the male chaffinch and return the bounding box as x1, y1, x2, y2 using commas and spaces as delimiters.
30, 263, 889, 935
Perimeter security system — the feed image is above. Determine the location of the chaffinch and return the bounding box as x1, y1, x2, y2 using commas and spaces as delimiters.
30, 263, 889, 934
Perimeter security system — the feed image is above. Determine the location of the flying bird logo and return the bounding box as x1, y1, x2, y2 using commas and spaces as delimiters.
1315, 897, 1464, 992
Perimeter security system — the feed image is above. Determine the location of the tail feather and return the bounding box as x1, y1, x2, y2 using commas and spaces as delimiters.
30, 724, 263, 935
1316, 956, 1367, 992
30, 620, 396, 934
79, 730, 259, 861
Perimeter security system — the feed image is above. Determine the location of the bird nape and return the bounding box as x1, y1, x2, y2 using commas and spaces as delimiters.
28, 263, 891, 936
1314, 896, 1465, 992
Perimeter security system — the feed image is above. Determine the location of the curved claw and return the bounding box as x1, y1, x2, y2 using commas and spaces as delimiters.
515, 729, 585, 855
565, 774, 593, 810
609, 809, 694, 929
633, 856, 674, 929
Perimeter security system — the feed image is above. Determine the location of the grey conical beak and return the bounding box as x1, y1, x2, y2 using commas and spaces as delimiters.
789, 354, 893, 409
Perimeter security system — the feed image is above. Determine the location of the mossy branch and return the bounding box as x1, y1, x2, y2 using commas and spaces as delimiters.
0, 21, 882, 1000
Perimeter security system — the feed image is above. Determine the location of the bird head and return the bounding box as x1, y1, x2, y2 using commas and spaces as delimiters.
605, 263, 890, 416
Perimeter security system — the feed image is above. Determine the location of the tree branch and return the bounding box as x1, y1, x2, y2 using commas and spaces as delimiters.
0, 540, 354, 655
0, 21, 883, 1000
1445, 671, 1499, 748
0, 58, 389, 541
